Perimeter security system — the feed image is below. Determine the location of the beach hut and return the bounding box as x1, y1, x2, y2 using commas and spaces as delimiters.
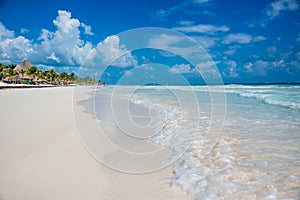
2, 76, 20, 84
2, 77, 12, 84
14, 60, 33, 72
34, 77, 49, 84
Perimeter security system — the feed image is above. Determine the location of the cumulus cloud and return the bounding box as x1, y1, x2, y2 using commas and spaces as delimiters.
222, 33, 266, 44
0, 36, 34, 62
249, 60, 269, 75
35, 10, 93, 66
0, 23, 34, 63
0, 10, 93, 66
94, 35, 137, 67
222, 60, 238, 78
0, 10, 136, 69
266, 0, 299, 19
169, 63, 191, 74
53, 10, 80, 33
81, 23, 94, 35
244, 47, 300, 76
194, 60, 220, 79
0, 22, 14, 40
173, 24, 229, 34
244, 60, 285, 76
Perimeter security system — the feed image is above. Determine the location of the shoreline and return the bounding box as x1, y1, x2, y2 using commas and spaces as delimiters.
0, 85, 56, 90
0, 82, 78, 90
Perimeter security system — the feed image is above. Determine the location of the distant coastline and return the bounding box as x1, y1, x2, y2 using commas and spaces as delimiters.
0, 60, 101, 89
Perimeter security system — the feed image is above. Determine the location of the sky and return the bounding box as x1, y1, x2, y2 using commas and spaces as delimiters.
0, 0, 299, 84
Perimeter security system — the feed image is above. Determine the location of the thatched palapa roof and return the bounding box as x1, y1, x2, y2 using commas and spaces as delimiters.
14, 60, 33, 72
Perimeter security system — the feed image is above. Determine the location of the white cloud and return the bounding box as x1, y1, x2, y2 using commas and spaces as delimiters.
148, 34, 210, 59
245, 60, 269, 75
196, 60, 215, 69
0, 10, 93, 66
244, 62, 253, 72
253, 60, 287, 74
148, 34, 184, 48
173, 24, 229, 34
253, 36, 266, 42
255, 60, 269, 68
169, 64, 191, 74
95, 35, 137, 67
266, 0, 299, 19
223, 45, 241, 56
193, 0, 210, 3
53, 10, 80, 33
224, 49, 236, 56
0, 22, 14, 40
272, 59, 285, 68
20, 28, 29, 34
222, 60, 238, 78
297, 33, 300, 42
0, 23, 34, 63
152, 0, 210, 20
153, 9, 171, 20
222, 33, 252, 44
192, 36, 217, 49
0, 36, 34, 61
81, 23, 94, 35
222, 33, 266, 44
0, 10, 137, 69
267, 46, 277, 57
159, 51, 177, 57
47, 52, 60, 63
177, 20, 195, 26
35, 10, 93, 66
194, 60, 220, 79
139, 64, 154, 71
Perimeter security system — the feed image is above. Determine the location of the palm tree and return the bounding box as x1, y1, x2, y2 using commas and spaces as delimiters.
46, 69, 57, 83
6, 68, 14, 76
26, 66, 38, 76
19, 69, 25, 78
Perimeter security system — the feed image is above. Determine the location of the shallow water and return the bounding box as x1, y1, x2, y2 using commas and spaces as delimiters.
97, 84, 300, 199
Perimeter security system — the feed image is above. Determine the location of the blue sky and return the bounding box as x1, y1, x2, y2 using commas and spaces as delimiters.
0, 0, 299, 84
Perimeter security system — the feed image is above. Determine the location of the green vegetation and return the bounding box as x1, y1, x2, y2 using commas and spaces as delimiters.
26, 66, 38, 75
0, 63, 100, 85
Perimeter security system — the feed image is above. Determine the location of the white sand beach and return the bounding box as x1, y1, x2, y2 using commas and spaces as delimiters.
0, 87, 192, 200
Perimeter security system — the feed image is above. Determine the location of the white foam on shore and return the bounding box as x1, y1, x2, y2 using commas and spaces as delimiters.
126, 85, 300, 200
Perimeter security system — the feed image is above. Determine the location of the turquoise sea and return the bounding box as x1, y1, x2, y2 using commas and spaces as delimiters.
96, 84, 300, 199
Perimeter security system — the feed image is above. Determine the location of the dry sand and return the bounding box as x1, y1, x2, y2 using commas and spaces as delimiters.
0, 87, 192, 200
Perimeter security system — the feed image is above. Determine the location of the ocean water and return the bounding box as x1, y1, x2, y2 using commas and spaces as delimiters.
101, 84, 300, 199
